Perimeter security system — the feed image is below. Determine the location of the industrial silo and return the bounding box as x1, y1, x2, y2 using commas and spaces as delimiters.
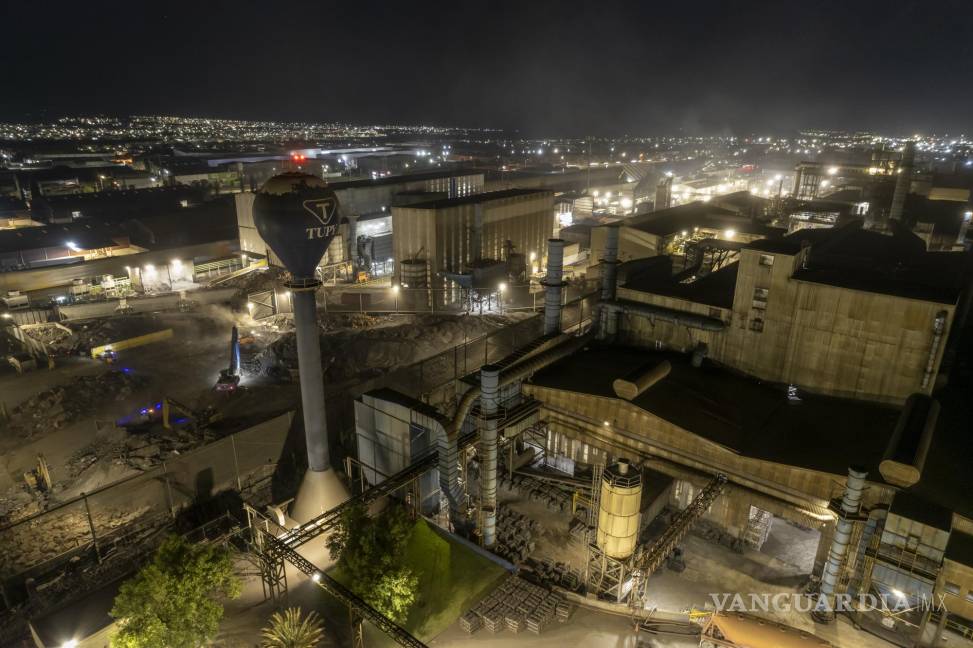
596, 459, 643, 559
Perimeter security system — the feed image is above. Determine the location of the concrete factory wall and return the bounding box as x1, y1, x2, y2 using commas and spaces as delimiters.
616, 248, 954, 404
522, 384, 895, 531
392, 191, 555, 291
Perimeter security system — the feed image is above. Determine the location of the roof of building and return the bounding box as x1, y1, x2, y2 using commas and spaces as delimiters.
888, 491, 953, 531
529, 344, 899, 478
945, 531, 973, 567
747, 221, 970, 304
0, 197, 236, 256
328, 168, 481, 191
624, 201, 783, 238
623, 259, 739, 309
30, 576, 122, 646
400, 188, 551, 210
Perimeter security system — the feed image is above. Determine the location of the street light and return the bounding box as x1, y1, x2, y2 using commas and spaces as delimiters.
312, 571, 322, 583
391, 284, 399, 312
498, 282, 506, 315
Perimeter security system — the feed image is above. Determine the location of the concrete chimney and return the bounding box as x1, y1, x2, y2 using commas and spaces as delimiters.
542, 239, 566, 336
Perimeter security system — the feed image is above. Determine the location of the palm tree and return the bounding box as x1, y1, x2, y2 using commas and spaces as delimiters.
261, 607, 325, 648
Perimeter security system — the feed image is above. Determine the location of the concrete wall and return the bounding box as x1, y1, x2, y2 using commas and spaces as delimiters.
614, 247, 955, 404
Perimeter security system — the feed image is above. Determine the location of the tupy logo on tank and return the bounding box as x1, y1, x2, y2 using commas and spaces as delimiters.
303, 197, 338, 241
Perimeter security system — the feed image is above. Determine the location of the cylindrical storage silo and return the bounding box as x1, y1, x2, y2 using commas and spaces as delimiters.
596, 459, 642, 559
400, 258, 428, 288
400, 258, 429, 310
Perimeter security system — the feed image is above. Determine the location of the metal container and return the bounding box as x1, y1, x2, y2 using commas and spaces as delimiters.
596, 459, 643, 559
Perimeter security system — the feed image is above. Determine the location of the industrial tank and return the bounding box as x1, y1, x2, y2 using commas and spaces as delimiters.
596, 459, 643, 559
399, 258, 428, 288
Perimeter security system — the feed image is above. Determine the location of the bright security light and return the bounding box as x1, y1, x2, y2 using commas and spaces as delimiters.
391, 285, 400, 294
498, 282, 507, 292
66, 241, 80, 251
827, 166, 839, 175
312, 571, 323, 583
724, 229, 736, 239
61, 640, 78, 648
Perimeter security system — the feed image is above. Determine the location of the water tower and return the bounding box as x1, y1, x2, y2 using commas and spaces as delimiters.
252, 173, 348, 522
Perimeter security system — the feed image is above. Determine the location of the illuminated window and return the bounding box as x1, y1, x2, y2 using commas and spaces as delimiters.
752, 287, 769, 309
758, 254, 774, 267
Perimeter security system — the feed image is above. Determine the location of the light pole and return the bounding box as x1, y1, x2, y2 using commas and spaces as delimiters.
392, 284, 399, 312
498, 282, 506, 315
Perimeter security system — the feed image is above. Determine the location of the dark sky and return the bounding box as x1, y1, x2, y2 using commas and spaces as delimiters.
2, 0, 972, 136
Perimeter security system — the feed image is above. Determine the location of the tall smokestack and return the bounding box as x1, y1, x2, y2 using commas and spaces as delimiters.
542, 239, 566, 336
479, 365, 500, 547
814, 466, 868, 622
889, 141, 915, 225
253, 173, 349, 522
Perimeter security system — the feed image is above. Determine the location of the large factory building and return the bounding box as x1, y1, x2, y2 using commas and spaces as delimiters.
352, 222, 973, 646
392, 188, 555, 292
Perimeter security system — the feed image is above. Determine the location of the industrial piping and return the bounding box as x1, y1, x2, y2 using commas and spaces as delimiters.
437, 334, 590, 526
542, 238, 566, 336
479, 365, 501, 547
815, 466, 868, 621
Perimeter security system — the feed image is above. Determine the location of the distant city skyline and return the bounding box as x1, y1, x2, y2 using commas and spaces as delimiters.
3, 0, 972, 136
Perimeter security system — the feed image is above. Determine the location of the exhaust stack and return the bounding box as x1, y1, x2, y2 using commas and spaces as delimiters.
598, 225, 620, 339
815, 466, 868, 621
542, 239, 566, 336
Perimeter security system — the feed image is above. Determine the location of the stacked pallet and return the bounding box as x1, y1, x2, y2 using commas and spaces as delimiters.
464, 575, 569, 636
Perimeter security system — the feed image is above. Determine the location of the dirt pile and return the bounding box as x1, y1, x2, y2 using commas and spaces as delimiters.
20, 323, 72, 347
257, 313, 523, 383
1, 370, 149, 437
46, 315, 166, 355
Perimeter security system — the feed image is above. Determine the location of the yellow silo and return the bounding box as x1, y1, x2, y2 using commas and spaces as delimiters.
596, 459, 643, 559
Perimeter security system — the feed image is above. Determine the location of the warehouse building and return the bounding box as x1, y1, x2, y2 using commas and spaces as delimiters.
391, 188, 555, 295
236, 169, 485, 280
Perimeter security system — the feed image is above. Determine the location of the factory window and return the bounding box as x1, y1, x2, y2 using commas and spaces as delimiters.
749, 317, 764, 332
71, 210, 82, 219
752, 287, 769, 309
967, 591, 973, 604
758, 254, 775, 267
944, 582, 961, 596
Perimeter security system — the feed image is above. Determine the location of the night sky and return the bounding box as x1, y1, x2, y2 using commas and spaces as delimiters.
3, 0, 972, 136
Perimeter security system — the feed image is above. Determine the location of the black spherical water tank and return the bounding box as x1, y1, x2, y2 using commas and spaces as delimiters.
252, 173, 341, 278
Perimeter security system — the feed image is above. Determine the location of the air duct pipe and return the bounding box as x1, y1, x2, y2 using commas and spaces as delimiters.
542, 238, 566, 335
441, 335, 589, 528
479, 365, 501, 547
598, 226, 620, 340
888, 141, 915, 225
815, 466, 868, 622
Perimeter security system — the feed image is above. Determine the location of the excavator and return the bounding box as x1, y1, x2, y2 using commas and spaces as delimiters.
215, 326, 242, 391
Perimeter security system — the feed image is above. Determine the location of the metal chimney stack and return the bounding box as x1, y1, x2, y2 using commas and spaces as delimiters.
479, 365, 501, 547
889, 141, 915, 225
542, 239, 566, 336
815, 466, 868, 621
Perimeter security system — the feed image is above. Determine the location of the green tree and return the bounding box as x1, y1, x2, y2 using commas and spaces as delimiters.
326, 503, 418, 623
261, 607, 324, 648
110, 535, 240, 648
